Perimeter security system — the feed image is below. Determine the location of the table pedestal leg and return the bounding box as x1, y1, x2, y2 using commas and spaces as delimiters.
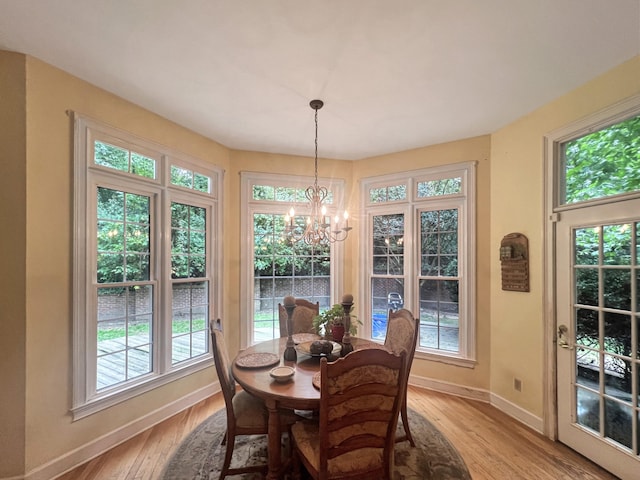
265, 399, 281, 480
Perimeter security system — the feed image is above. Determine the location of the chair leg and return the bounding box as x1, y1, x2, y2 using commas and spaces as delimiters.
219, 432, 234, 480
400, 399, 416, 447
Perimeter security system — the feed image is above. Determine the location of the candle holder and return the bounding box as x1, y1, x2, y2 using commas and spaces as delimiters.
283, 296, 297, 361
340, 295, 354, 357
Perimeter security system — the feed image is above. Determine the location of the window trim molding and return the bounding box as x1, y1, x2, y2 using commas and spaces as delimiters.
72, 113, 223, 419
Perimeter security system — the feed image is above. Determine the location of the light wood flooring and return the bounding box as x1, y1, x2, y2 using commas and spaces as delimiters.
57, 385, 619, 479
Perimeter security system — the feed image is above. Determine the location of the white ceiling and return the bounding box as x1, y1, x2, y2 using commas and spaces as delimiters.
1, 1, 639, 160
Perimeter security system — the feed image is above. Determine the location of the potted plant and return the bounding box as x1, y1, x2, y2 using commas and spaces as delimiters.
313, 304, 361, 342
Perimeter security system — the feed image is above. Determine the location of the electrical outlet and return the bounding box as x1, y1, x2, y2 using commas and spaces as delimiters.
514, 378, 522, 392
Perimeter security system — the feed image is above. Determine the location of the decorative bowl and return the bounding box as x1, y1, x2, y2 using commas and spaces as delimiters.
269, 366, 295, 383
296, 340, 341, 357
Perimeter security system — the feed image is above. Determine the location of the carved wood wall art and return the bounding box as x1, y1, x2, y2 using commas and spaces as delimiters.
500, 232, 529, 292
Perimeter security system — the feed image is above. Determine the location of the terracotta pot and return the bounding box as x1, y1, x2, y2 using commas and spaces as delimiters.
331, 324, 345, 343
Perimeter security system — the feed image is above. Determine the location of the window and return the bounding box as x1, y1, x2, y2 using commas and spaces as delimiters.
362, 163, 476, 365
240, 172, 345, 346
560, 113, 640, 206
73, 115, 222, 418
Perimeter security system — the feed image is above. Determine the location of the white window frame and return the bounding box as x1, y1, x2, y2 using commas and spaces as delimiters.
360, 162, 476, 367
239, 171, 345, 348
72, 114, 223, 419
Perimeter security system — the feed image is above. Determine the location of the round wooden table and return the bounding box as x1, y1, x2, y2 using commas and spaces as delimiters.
232, 337, 383, 479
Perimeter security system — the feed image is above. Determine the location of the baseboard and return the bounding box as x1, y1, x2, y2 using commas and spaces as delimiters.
409, 374, 544, 434
409, 373, 491, 402
23, 382, 219, 480
489, 391, 544, 434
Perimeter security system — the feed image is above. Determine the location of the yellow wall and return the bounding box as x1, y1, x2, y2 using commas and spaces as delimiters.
0, 50, 27, 478
490, 56, 640, 415
3, 45, 640, 477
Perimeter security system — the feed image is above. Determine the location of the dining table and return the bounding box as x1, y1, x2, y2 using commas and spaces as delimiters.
231, 335, 385, 480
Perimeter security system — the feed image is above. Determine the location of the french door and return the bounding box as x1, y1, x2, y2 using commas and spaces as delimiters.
556, 198, 640, 479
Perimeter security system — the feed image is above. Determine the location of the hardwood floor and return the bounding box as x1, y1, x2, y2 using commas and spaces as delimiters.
57, 385, 618, 480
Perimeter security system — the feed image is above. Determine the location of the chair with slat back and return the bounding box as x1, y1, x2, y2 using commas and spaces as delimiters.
209, 319, 295, 479
384, 308, 419, 446
291, 348, 406, 480
278, 298, 320, 337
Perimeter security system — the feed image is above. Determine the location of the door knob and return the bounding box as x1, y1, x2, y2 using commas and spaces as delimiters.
557, 324, 572, 349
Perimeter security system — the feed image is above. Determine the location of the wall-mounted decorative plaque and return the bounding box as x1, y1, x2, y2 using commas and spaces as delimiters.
500, 232, 529, 292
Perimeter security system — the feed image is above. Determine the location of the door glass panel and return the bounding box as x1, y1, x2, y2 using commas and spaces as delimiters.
603, 355, 631, 400
604, 398, 633, 448
575, 227, 599, 265
604, 312, 631, 355
576, 308, 598, 347
576, 386, 600, 432
576, 346, 599, 387
603, 268, 631, 310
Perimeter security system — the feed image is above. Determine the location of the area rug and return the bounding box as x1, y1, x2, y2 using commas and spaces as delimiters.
160, 407, 470, 479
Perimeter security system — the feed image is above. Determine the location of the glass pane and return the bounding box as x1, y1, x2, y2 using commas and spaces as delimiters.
194, 173, 210, 193
604, 312, 631, 356
576, 347, 599, 388
604, 355, 631, 400
603, 224, 632, 265
576, 386, 600, 432
127, 344, 150, 380
97, 188, 150, 283
171, 165, 193, 188
370, 187, 386, 203
575, 227, 599, 266
97, 352, 125, 389
575, 268, 598, 306
372, 213, 404, 276
97, 285, 153, 389
420, 209, 458, 277
171, 203, 206, 279
130, 152, 155, 179
604, 398, 633, 448
253, 185, 274, 201
603, 268, 631, 310
575, 308, 599, 348
562, 114, 640, 204
370, 278, 404, 341
419, 279, 460, 352
94, 141, 128, 172
388, 184, 406, 201
172, 282, 209, 364
416, 177, 462, 197
275, 186, 296, 202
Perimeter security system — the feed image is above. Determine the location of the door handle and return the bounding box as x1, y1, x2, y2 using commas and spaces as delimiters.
557, 324, 572, 350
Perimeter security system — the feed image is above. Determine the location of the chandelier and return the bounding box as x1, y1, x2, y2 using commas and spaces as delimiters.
284, 99, 351, 245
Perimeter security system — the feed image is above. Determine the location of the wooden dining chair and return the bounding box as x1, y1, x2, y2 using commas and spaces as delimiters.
209, 319, 296, 479
290, 348, 407, 480
278, 298, 320, 337
384, 308, 419, 446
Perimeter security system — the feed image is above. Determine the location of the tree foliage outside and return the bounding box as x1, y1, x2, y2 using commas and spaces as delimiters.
563, 115, 640, 204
